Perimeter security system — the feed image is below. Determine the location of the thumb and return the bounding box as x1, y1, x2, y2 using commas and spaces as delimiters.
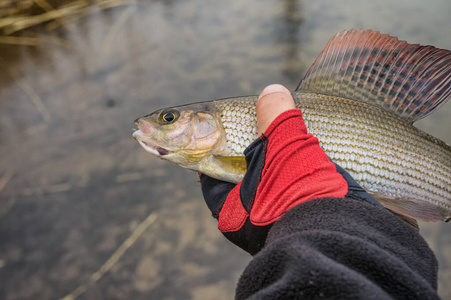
257, 84, 296, 135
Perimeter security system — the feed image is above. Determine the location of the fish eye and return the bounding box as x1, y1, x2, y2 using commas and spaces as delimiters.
159, 109, 179, 124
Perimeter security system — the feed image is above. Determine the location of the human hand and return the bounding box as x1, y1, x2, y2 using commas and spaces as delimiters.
200, 84, 383, 255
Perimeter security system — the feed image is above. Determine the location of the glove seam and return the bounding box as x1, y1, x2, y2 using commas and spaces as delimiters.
210, 200, 226, 219
220, 214, 249, 233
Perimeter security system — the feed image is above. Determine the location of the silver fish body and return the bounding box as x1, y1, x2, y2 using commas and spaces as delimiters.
133, 29, 451, 222
212, 92, 451, 221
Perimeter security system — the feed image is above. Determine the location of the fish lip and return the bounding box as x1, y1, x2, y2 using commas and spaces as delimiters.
133, 131, 172, 156
141, 140, 170, 156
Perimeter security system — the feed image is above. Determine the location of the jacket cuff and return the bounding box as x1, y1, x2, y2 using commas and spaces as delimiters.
265, 197, 418, 248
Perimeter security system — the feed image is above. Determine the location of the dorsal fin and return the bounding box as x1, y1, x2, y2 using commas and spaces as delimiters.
296, 29, 451, 123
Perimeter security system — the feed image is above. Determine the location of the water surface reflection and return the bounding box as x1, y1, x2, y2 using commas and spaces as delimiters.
0, 0, 450, 299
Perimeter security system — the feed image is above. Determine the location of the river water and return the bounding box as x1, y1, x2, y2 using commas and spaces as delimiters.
0, 0, 450, 299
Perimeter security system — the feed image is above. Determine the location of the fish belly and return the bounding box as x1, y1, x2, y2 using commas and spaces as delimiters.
214, 92, 451, 221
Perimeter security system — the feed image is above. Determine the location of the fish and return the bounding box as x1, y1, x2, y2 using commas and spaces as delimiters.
133, 29, 451, 223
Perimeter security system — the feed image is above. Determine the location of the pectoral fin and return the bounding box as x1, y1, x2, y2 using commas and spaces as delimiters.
210, 156, 247, 183
373, 195, 444, 222
214, 156, 247, 173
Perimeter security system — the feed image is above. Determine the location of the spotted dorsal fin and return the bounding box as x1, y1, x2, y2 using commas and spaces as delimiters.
296, 29, 451, 123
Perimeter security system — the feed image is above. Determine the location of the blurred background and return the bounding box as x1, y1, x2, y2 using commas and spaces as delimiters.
0, 0, 450, 299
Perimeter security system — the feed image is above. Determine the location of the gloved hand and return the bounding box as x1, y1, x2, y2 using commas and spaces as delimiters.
200, 84, 383, 255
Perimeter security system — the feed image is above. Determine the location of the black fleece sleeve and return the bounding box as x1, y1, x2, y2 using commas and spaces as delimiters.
236, 197, 439, 300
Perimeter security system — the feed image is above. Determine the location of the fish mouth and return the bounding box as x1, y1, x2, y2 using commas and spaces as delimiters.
140, 140, 170, 156
133, 131, 171, 156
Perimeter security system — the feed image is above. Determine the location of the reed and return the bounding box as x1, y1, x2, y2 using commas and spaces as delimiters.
0, 0, 129, 44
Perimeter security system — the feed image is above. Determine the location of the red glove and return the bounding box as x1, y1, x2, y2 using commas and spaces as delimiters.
201, 107, 384, 255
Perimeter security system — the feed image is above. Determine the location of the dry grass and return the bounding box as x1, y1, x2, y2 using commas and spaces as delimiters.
62, 211, 159, 300
0, 0, 130, 45
0, 1, 132, 124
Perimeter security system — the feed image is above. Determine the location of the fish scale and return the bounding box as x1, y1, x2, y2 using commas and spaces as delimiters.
213, 92, 451, 219
216, 97, 259, 156
304, 94, 451, 202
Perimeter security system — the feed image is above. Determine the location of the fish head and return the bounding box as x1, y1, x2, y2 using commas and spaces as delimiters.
133, 103, 224, 168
